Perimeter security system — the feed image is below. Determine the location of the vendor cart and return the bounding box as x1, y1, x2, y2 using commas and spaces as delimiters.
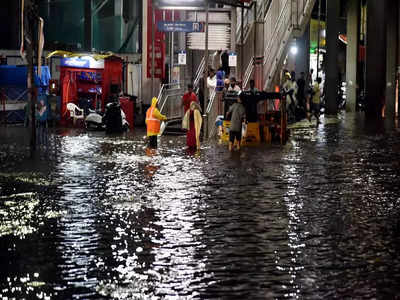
47, 51, 124, 126
220, 90, 288, 145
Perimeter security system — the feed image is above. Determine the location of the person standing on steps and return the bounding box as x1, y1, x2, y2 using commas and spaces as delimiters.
181, 83, 198, 114
221, 50, 230, 78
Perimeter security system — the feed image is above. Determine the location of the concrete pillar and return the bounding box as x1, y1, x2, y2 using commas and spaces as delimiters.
346, 0, 360, 113
84, 0, 93, 51
386, 0, 398, 118
398, 0, 400, 118
142, 0, 152, 105
295, 24, 310, 80
325, 0, 340, 115
255, 19, 265, 90
0, 1, 20, 49
231, 7, 237, 78
365, 0, 386, 118
231, 7, 237, 52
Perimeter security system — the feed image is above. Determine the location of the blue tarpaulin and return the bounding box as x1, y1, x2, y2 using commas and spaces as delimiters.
0, 65, 50, 88
0, 65, 52, 123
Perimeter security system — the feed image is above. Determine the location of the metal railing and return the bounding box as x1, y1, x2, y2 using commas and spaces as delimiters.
160, 92, 184, 120
236, 0, 274, 45
235, 0, 268, 45
262, 0, 316, 90
235, 0, 272, 88
243, 56, 254, 90
206, 90, 218, 139
193, 57, 205, 95
236, 7, 252, 45
157, 82, 184, 120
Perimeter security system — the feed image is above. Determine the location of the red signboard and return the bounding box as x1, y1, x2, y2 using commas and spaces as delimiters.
147, 1, 165, 79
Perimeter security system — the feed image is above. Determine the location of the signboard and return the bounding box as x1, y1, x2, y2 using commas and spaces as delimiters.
228, 52, 237, 67
61, 56, 104, 69
171, 66, 180, 83
178, 50, 186, 65
147, 1, 166, 79
157, 21, 204, 33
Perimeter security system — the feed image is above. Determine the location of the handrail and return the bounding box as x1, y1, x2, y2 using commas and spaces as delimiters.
236, 6, 251, 42
206, 90, 216, 114
262, 0, 316, 90
157, 84, 166, 103
160, 92, 182, 115
243, 56, 254, 89
206, 89, 218, 139
157, 82, 181, 107
236, 0, 271, 45
263, 0, 291, 64
157, 82, 180, 102
193, 57, 205, 91
261, 0, 273, 19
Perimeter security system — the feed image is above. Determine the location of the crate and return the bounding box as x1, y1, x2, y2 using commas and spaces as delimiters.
220, 120, 231, 143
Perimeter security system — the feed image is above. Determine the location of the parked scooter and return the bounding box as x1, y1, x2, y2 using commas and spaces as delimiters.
85, 109, 105, 130
85, 102, 129, 132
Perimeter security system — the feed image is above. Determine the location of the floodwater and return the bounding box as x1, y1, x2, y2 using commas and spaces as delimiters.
1, 114, 400, 300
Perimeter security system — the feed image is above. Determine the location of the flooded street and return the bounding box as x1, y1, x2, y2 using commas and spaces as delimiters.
1, 113, 400, 299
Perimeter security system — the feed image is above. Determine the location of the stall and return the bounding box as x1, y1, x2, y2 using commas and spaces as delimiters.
48, 51, 126, 126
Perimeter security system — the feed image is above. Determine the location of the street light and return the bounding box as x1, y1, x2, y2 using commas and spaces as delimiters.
290, 45, 298, 56
290, 39, 298, 56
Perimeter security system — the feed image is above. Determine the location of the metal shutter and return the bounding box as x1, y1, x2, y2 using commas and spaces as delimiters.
187, 24, 230, 50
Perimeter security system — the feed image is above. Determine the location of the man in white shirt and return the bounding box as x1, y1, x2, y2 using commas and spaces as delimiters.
227, 77, 241, 93
207, 68, 217, 100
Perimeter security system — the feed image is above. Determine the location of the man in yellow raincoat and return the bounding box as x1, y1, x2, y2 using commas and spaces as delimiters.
146, 97, 167, 148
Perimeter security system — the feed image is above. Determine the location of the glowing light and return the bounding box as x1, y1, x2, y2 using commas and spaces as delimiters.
290, 45, 298, 55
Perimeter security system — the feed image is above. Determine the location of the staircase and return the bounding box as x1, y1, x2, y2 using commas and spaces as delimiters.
160, 0, 317, 138
236, 0, 270, 89
235, 0, 315, 91
262, 0, 316, 90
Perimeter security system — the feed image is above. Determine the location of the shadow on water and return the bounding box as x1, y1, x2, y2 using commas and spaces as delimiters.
1, 114, 400, 299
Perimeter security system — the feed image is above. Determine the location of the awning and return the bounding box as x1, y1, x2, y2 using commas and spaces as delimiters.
46, 50, 122, 61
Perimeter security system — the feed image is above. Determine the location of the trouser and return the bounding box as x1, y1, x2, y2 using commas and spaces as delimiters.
311, 103, 320, 121
37, 121, 48, 146
148, 135, 157, 148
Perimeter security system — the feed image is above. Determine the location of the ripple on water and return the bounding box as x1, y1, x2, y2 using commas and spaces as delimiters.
1, 121, 400, 299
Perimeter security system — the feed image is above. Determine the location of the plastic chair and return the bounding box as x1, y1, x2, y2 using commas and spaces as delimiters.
66, 102, 84, 125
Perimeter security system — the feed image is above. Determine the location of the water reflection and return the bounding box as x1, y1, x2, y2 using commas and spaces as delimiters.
1, 117, 400, 299
55, 135, 101, 296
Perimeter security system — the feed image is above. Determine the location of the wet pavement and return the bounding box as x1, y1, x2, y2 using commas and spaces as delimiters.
1, 113, 400, 299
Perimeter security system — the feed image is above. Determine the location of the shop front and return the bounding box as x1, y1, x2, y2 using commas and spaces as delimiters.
48, 52, 125, 126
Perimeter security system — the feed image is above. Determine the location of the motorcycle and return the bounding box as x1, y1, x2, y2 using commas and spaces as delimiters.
85, 102, 129, 132
318, 81, 346, 114
85, 109, 105, 130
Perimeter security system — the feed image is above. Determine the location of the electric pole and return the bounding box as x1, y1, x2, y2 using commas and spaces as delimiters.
22, 0, 39, 150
